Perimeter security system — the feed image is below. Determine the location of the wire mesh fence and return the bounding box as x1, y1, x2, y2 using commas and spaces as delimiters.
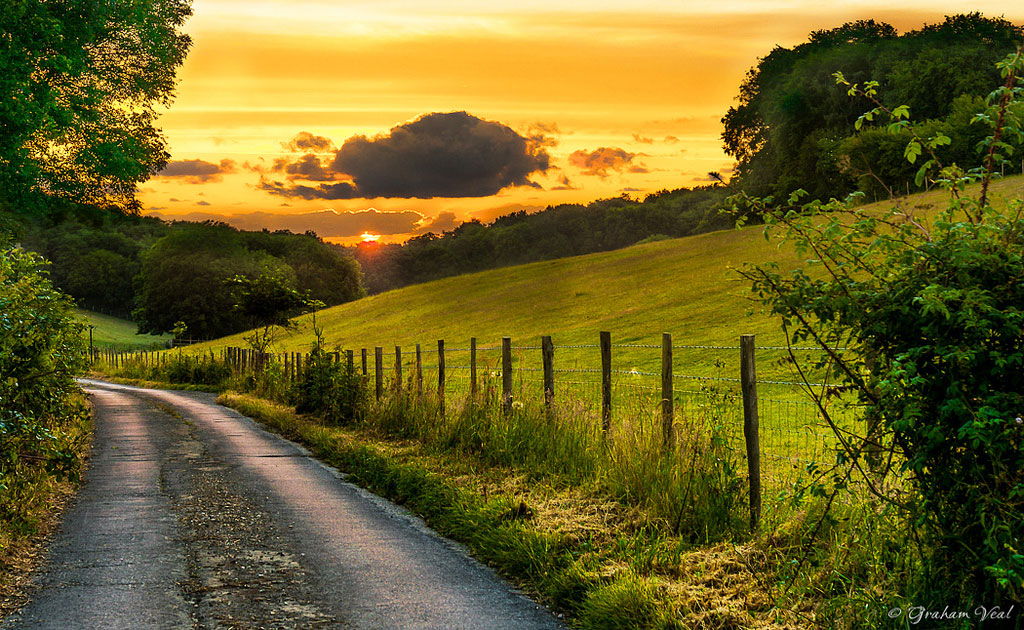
95, 332, 884, 517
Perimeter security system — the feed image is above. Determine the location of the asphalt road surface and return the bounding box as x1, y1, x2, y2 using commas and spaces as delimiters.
2, 380, 564, 630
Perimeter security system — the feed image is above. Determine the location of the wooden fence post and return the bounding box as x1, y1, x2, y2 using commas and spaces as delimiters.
661, 333, 675, 450
740, 334, 762, 530
374, 346, 383, 401
394, 346, 403, 393
415, 344, 422, 397
502, 337, 513, 415
541, 335, 554, 416
437, 339, 446, 415
470, 337, 478, 399
600, 331, 612, 434
361, 348, 368, 376
346, 349, 354, 375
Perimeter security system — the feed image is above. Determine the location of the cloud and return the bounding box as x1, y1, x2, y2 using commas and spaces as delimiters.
280, 154, 337, 181
149, 208, 425, 237
157, 159, 238, 184
526, 122, 561, 149
569, 147, 644, 177
550, 173, 577, 191
259, 179, 359, 200
632, 133, 654, 144
664, 135, 680, 144
628, 165, 650, 174
263, 112, 551, 200
414, 211, 461, 235
196, 200, 211, 206
282, 131, 335, 153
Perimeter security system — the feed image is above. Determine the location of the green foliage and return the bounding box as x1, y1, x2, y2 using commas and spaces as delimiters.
293, 325, 367, 424
0, 246, 88, 484
20, 212, 167, 317
723, 13, 1023, 201
734, 50, 1024, 607
133, 222, 363, 339
227, 269, 315, 354
0, 0, 192, 214
162, 353, 233, 386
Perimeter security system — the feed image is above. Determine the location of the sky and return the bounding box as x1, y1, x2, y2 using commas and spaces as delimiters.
140, 0, 1024, 244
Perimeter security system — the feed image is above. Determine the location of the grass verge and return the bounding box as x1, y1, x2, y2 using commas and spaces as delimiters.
0, 394, 93, 618
218, 391, 804, 629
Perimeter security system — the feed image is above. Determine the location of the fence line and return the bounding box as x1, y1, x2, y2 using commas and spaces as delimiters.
92, 331, 873, 530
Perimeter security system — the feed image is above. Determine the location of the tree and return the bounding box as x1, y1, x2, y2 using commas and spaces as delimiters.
227, 270, 315, 355
721, 14, 1023, 200
734, 50, 1024, 606
0, 0, 192, 215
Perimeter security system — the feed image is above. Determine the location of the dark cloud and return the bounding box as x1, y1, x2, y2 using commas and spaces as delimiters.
158, 159, 238, 184
196, 200, 211, 206
569, 147, 644, 178
414, 211, 461, 235
283, 131, 335, 153
169, 197, 182, 202
263, 112, 551, 200
628, 165, 650, 174
620, 187, 643, 192
632, 134, 654, 144
526, 122, 560, 149
259, 179, 359, 200
149, 208, 424, 237
281, 154, 337, 181
664, 135, 680, 144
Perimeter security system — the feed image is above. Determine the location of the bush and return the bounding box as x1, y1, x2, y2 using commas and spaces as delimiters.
0, 246, 88, 487
293, 327, 367, 424
735, 50, 1024, 607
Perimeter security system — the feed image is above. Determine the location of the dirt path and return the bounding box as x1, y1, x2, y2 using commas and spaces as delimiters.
2, 380, 563, 630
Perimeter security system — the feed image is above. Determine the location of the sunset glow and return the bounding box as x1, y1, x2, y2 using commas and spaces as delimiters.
360, 232, 381, 243
140, 0, 1024, 242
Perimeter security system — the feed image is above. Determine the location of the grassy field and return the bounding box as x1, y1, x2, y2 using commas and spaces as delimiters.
75, 309, 172, 350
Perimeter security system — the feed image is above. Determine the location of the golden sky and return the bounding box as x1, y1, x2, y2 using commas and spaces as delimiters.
141, 0, 1024, 243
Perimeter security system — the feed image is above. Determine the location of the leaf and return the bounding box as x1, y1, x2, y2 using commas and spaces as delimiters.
904, 141, 922, 164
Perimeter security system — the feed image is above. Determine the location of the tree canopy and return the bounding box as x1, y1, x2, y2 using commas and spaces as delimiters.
722, 13, 1023, 200
0, 0, 192, 216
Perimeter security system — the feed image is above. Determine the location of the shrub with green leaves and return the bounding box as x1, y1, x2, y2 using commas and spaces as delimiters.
0, 246, 87, 481
734, 50, 1024, 606
293, 324, 367, 424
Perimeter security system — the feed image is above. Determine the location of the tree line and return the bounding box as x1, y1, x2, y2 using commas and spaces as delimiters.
19, 214, 363, 340
349, 186, 730, 294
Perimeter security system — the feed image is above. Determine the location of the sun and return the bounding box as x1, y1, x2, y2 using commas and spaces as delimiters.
360, 232, 381, 243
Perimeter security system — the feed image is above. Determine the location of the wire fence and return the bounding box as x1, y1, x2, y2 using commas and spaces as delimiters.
95, 332, 885, 521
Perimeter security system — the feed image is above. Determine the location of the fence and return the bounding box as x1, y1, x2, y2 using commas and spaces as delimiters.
93, 331, 867, 528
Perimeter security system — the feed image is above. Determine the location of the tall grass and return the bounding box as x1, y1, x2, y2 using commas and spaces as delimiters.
357, 372, 747, 541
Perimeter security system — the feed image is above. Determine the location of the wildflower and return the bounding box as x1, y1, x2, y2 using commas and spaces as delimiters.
511, 400, 525, 410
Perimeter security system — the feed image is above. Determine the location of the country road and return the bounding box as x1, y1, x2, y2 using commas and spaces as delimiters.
2, 380, 564, 630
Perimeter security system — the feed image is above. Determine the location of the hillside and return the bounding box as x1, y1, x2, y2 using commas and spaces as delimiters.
198, 175, 1024, 381
76, 309, 172, 350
